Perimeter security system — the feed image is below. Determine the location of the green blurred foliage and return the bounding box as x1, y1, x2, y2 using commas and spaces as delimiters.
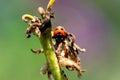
0, 0, 47, 80
0, 0, 120, 80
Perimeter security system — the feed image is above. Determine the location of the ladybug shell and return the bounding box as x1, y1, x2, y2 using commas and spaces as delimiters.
53, 26, 67, 38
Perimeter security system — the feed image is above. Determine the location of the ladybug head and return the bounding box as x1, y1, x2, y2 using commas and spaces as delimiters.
53, 26, 67, 38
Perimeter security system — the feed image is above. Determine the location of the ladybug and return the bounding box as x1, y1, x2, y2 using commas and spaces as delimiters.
53, 26, 67, 38
52, 26, 68, 44
52, 26, 76, 46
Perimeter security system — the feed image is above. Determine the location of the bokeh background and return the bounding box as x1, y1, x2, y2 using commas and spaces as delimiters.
0, 0, 120, 80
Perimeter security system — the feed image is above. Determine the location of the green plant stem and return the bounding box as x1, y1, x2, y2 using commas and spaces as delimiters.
39, 28, 64, 80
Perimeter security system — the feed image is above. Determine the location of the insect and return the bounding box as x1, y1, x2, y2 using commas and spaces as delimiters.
52, 26, 86, 76
30, 26, 86, 76
22, 0, 86, 79
30, 26, 86, 77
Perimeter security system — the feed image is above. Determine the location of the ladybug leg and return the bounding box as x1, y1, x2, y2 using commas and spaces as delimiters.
31, 48, 44, 54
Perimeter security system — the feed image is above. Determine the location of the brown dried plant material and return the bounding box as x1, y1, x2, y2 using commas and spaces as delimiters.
52, 26, 86, 76
22, 0, 67, 80
22, 0, 86, 79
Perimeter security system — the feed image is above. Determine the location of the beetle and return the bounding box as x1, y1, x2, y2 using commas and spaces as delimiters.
30, 25, 86, 77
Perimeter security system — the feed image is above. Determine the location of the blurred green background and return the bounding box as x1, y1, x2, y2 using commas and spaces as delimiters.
0, 0, 120, 80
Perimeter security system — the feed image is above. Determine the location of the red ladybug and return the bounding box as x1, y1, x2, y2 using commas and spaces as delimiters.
53, 26, 67, 38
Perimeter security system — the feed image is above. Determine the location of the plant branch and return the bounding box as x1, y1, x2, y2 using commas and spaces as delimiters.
22, 0, 66, 80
